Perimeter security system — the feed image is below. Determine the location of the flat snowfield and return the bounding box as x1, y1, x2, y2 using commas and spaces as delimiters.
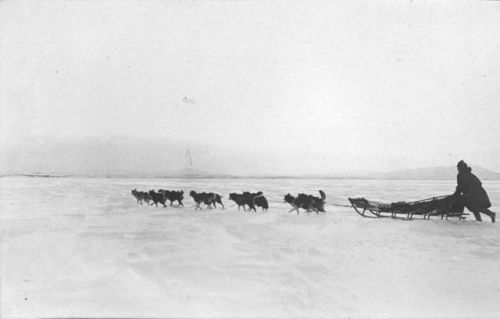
1, 177, 499, 318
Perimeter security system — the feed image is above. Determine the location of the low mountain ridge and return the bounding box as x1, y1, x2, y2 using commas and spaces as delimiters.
373, 166, 500, 180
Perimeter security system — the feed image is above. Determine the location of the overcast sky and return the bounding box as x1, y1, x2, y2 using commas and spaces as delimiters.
1, 1, 500, 175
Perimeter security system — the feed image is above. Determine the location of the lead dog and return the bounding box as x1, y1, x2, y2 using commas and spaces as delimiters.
131, 189, 152, 205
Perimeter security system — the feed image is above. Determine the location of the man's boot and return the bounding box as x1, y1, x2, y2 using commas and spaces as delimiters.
485, 210, 496, 223
473, 211, 482, 221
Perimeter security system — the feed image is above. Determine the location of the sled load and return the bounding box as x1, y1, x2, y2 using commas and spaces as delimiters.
348, 195, 468, 220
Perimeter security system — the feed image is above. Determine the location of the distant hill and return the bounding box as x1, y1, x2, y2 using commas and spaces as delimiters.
371, 166, 500, 180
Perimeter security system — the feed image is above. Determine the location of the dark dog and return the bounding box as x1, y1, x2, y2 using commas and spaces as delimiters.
242, 192, 258, 211
189, 191, 206, 209
190, 191, 224, 209
244, 191, 269, 212
253, 192, 269, 211
142, 192, 153, 205
207, 192, 224, 209
131, 189, 152, 205
132, 189, 143, 205
284, 190, 326, 214
149, 190, 167, 207
159, 189, 184, 206
229, 193, 247, 211
229, 192, 268, 212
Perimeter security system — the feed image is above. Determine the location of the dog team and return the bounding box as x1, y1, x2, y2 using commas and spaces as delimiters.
131, 189, 326, 214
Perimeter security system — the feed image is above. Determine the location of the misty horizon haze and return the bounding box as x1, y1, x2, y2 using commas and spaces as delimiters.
1, 135, 499, 178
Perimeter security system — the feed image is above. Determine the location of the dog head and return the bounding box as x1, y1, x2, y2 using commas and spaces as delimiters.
284, 193, 295, 204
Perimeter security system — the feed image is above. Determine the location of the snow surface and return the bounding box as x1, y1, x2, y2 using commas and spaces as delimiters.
1, 177, 499, 318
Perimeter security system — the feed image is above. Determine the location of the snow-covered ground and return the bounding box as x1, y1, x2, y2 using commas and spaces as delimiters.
1, 177, 499, 318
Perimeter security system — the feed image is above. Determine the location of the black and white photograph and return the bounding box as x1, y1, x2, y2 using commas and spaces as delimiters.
1, 1, 499, 318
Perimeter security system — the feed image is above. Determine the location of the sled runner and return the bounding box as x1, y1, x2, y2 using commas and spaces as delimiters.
348, 195, 468, 220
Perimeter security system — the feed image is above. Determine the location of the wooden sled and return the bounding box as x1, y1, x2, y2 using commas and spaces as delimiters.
348, 195, 468, 220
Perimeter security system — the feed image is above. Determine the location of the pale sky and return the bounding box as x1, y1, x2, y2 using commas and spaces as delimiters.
1, 1, 500, 175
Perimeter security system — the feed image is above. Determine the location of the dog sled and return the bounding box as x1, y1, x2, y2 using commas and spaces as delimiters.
348, 195, 468, 220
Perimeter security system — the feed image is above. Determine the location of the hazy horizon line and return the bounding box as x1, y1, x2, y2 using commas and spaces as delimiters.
2, 175, 498, 182
0, 174, 458, 181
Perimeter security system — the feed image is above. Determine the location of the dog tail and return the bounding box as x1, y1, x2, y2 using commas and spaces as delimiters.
319, 190, 326, 201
